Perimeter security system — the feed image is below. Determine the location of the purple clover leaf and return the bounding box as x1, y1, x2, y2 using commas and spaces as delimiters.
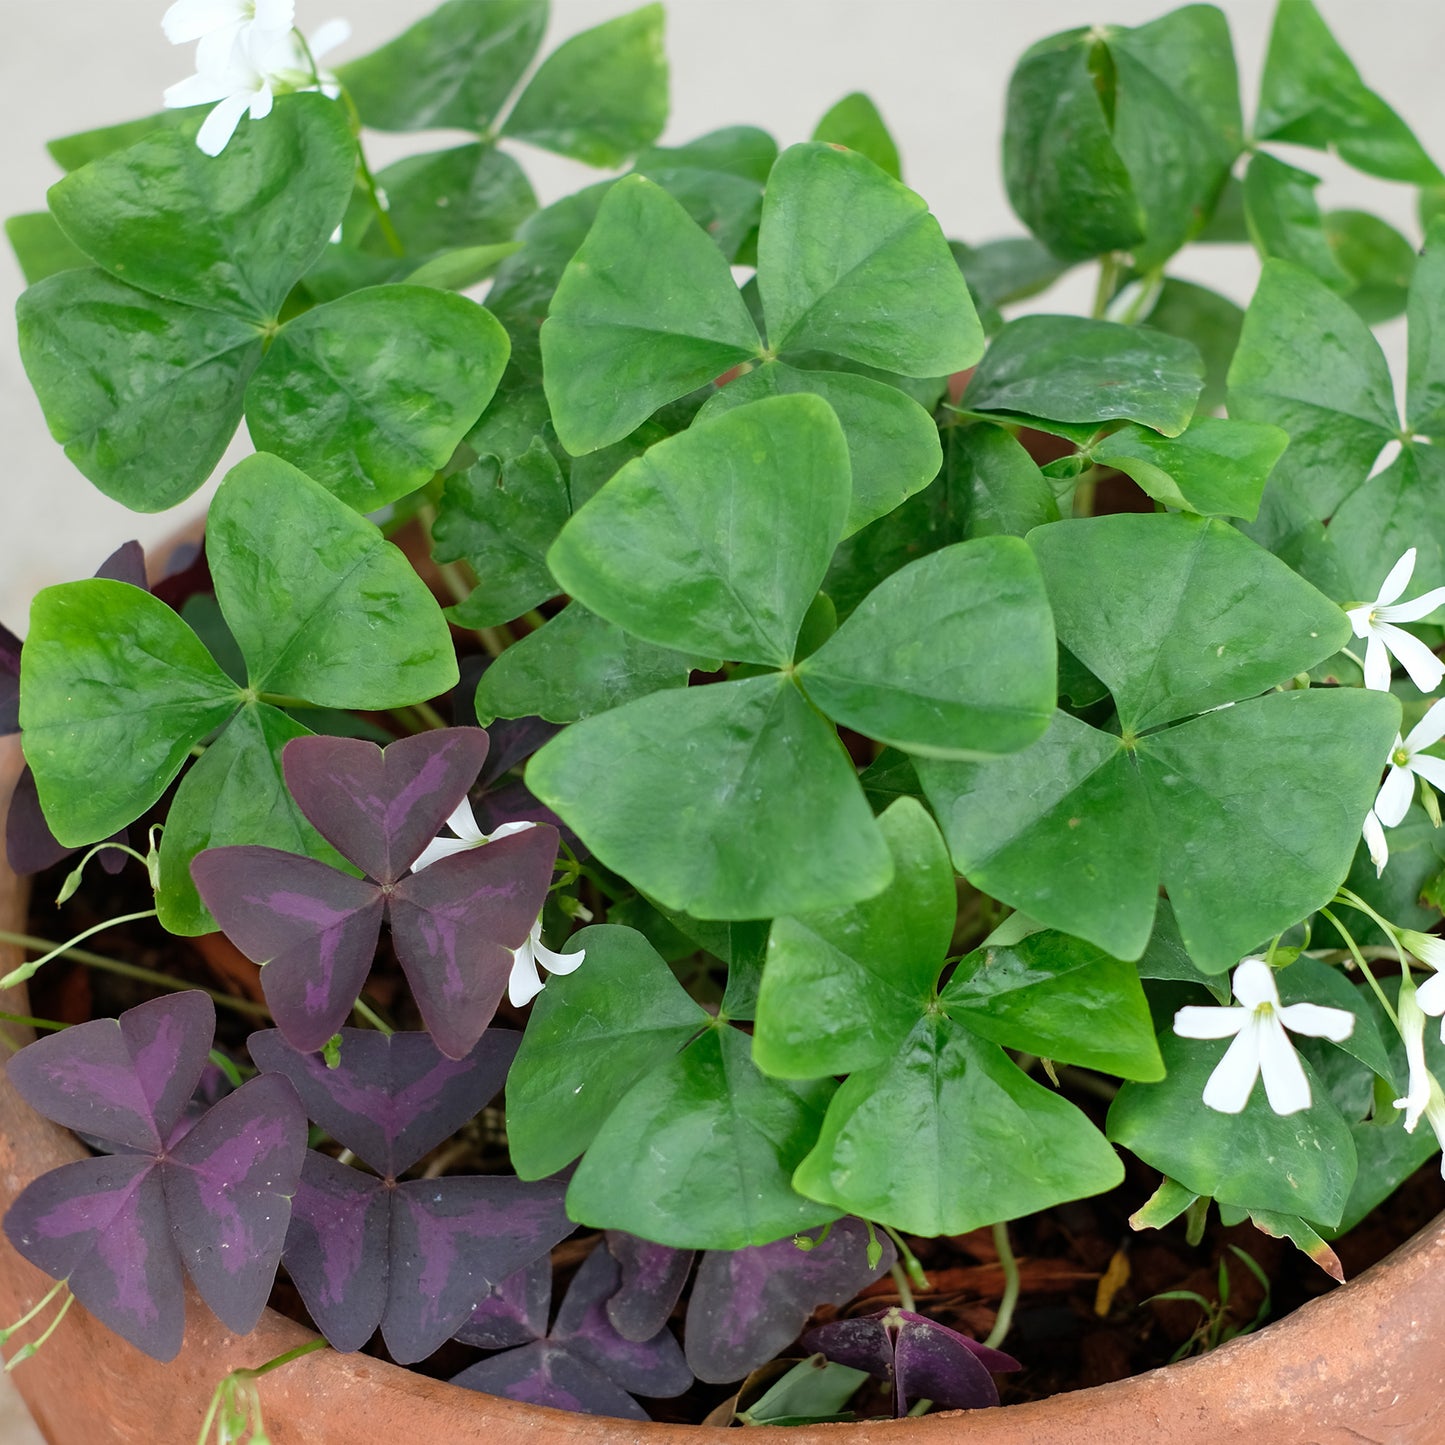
2, 992, 307, 1361
452, 1241, 692, 1421
803, 1306, 1020, 1416
6, 541, 148, 875
683, 1217, 895, 1383
604, 1231, 694, 1342
192, 728, 560, 1057
248, 1026, 574, 1364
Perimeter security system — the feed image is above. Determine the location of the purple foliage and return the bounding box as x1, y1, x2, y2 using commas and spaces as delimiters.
454, 1255, 551, 1349
192, 729, 560, 1057
451, 1241, 692, 1421
803, 1306, 1021, 1416
248, 1026, 572, 1363
604, 1232, 694, 1343
684, 1217, 895, 1384
3, 993, 307, 1360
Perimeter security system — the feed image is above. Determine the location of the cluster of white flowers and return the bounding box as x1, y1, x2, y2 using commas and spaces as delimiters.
413, 799, 586, 1009
161, 0, 349, 156
1348, 548, 1445, 875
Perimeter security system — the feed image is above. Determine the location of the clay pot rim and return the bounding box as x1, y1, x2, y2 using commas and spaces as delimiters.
1, 735, 1442, 1443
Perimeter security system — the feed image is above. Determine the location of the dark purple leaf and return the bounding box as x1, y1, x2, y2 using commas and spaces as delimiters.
604, 1233, 694, 1343
451, 1341, 649, 1421
383, 1175, 573, 1364
94, 540, 148, 590
280, 1152, 390, 1352
3, 1155, 184, 1361
5, 764, 130, 876
389, 824, 560, 1058
8, 992, 214, 1153
554, 1244, 692, 1398
0, 619, 20, 736
477, 715, 561, 785
247, 1027, 518, 1178
192, 847, 384, 1053
685, 1218, 895, 1384
471, 780, 570, 846
453, 1255, 551, 1350
281, 729, 490, 885
803, 1307, 1020, 1416
162, 1072, 307, 1335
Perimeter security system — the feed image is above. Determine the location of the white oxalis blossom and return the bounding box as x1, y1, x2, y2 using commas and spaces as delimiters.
163, 3, 350, 157
1173, 957, 1355, 1116
1345, 548, 1445, 694
1393, 982, 1435, 1133
1362, 701, 1445, 874
411, 799, 584, 1007
1398, 928, 1445, 1030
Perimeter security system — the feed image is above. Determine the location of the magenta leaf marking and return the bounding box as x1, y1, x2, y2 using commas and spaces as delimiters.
604, 1233, 694, 1344
389, 823, 560, 1058
5, 1156, 184, 1360
803, 1306, 1021, 1416
452, 1343, 650, 1421
281, 729, 490, 884
275, 1153, 390, 1353
162, 1072, 307, 1335
8, 992, 215, 1153
454, 1255, 552, 1350
384, 1175, 573, 1364
684, 1217, 895, 1384
247, 1027, 519, 1178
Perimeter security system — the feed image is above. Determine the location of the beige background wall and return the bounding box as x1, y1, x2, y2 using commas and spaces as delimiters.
4, 1, 1444, 634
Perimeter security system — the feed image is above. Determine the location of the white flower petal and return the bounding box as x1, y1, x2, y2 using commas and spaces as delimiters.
162, 0, 242, 45
1417, 968, 1445, 1017
255, 0, 299, 29
164, 70, 234, 107
248, 82, 275, 120
1276, 1000, 1355, 1041
1407, 753, 1445, 795
1256, 1014, 1313, 1115
1363, 632, 1394, 692
1394, 988, 1432, 1131
1378, 585, 1445, 624
486, 820, 537, 843
1363, 808, 1389, 877
1377, 548, 1418, 608
1200, 1022, 1263, 1114
1230, 957, 1279, 1010
1345, 603, 1374, 641
1402, 928, 1445, 973
196, 24, 248, 78
410, 835, 473, 872
534, 939, 584, 976
1376, 622, 1445, 694
507, 943, 546, 1008
1405, 700, 1445, 753
441, 797, 485, 843
1173, 1004, 1247, 1040
308, 17, 352, 59
1375, 762, 1415, 827
196, 89, 256, 155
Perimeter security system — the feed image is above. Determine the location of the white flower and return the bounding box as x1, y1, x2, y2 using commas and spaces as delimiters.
1398, 928, 1445, 1028
1393, 981, 1435, 1132
1345, 548, 1445, 694
1422, 1079, 1445, 1182
162, 0, 295, 74
410, 798, 537, 873
1173, 957, 1355, 1115
507, 917, 585, 1008
1373, 702, 1445, 828
1362, 808, 1390, 877
163, 15, 350, 157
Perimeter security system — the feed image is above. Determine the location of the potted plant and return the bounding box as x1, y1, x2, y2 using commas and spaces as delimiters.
1, 0, 1443, 1439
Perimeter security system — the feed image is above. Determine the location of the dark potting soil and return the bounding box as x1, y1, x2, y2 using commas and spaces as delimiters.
20, 852, 1445, 1424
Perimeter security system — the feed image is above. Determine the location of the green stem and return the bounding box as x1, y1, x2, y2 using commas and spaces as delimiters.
906, 1398, 934, 1417
1319, 906, 1399, 1029
411, 700, 448, 732
5, 1291, 73, 1371
1091, 253, 1121, 319
249, 1337, 329, 1379
882, 1225, 930, 1294
0, 911, 158, 989
0, 932, 271, 1020
0, 1013, 67, 1034
983, 1220, 1020, 1351
350, 996, 394, 1035
256, 692, 314, 710
333, 81, 404, 258
1, 1281, 67, 1345
889, 1261, 915, 1313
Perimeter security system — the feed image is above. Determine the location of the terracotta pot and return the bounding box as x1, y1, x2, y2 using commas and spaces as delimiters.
1, 732, 1442, 1443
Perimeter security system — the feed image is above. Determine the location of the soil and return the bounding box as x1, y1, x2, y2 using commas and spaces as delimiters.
17, 846, 1445, 1427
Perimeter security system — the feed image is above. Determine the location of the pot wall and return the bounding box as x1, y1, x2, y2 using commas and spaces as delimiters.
0, 734, 1442, 1443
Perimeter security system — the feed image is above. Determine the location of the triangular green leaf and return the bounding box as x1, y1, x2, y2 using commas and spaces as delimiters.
527, 674, 893, 920
5, 212, 88, 285
797, 536, 1055, 758
811, 93, 902, 181
1406, 217, 1445, 436
506, 925, 710, 1180
567, 1023, 840, 1249
754, 798, 955, 1079
759, 142, 982, 376
1241, 151, 1353, 293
